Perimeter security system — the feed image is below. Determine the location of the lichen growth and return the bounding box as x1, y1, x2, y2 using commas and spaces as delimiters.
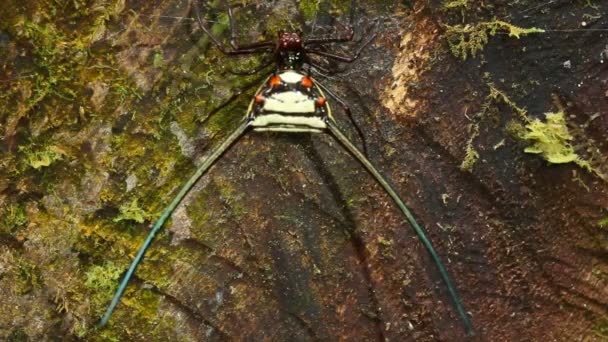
598, 218, 608, 229
445, 20, 545, 60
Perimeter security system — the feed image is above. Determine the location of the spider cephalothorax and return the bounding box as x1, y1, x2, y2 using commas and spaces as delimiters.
276, 31, 305, 69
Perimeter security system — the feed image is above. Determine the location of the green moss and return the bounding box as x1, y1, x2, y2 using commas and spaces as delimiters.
523, 112, 578, 164
486, 84, 529, 122
153, 51, 165, 69
1, 203, 28, 233
593, 316, 608, 339
482, 85, 606, 181
443, 0, 469, 19
443, 0, 468, 9
299, 0, 322, 20
15, 259, 42, 294
445, 20, 544, 60
598, 218, 608, 229
84, 262, 123, 304
111, 82, 142, 104
15, 21, 82, 103
21, 145, 66, 169
7, 329, 29, 342
114, 199, 150, 224
522, 112, 606, 179
460, 123, 480, 172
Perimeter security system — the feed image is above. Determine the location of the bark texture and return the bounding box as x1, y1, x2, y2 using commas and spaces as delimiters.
1, 0, 607, 341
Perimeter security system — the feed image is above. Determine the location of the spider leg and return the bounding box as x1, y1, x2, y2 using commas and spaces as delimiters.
193, 1, 273, 55
100, 120, 251, 326
199, 70, 273, 124
313, 78, 368, 156
306, 29, 376, 62
305, 27, 354, 45
325, 119, 474, 336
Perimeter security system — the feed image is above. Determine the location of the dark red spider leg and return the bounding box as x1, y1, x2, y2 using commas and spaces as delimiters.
304, 35, 353, 45
313, 78, 368, 156
304, 27, 354, 45
193, 1, 273, 55
198, 71, 272, 124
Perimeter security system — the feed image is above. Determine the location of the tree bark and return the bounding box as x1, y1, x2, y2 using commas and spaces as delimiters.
1, 0, 607, 341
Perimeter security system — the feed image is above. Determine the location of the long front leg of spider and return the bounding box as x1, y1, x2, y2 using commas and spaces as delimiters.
100, 120, 251, 326
192, 1, 273, 55
325, 120, 474, 336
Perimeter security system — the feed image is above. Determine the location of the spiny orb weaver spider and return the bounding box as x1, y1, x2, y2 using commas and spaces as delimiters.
101, 0, 473, 335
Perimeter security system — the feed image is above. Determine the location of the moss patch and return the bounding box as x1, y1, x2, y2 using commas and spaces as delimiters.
114, 199, 150, 224
460, 123, 480, 172
593, 316, 608, 339
1, 203, 28, 233
84, 261, 123, 311
299, 0, 322, 20
523, 112, 579, 164
445, 20, 544, 60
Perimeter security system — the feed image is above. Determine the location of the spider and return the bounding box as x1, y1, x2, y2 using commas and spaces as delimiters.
101, 0, 473, 335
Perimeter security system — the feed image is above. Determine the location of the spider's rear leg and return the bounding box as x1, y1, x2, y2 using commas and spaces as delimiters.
313, 78, 368, 156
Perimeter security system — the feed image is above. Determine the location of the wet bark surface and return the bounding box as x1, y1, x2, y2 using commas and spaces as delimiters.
1, 0, 607, 341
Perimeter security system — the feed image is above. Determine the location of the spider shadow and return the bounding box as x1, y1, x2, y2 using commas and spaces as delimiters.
296, 133, 385, 336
